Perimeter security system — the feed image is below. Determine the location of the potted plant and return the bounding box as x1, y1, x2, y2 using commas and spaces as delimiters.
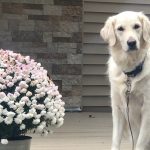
0, 49, 65, 150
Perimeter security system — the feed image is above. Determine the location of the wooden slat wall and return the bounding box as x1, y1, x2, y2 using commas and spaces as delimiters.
82, 0, 150, 107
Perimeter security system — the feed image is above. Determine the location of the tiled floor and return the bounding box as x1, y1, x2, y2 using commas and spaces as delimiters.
30, 112, 131, 150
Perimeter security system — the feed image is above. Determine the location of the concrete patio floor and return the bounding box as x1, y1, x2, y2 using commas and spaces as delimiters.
30, 112, 131, 150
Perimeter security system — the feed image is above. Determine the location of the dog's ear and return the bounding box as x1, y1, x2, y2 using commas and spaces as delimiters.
100, 16, 116, 46
139, 12, 150, 42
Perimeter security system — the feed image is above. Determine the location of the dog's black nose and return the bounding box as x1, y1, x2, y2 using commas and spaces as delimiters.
127, 40, 137, 50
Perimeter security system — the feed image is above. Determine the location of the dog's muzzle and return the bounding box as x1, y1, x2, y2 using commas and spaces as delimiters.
127, 40, 137, 51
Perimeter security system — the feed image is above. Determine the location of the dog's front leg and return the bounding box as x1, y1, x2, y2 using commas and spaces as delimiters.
111, 106, 125, 150
135, 102, 150, 150
111, 90, 125, 150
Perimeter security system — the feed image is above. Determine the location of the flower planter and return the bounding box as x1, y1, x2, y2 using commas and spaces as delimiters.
0, 49, 65, 145
0, 136, 32, 150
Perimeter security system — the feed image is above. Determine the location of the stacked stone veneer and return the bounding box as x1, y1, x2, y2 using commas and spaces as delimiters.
0, 0, 83, 109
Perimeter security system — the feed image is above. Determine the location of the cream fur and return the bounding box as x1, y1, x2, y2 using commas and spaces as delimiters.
100, 11, 150, 150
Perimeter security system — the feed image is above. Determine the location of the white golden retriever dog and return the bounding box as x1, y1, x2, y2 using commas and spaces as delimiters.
100, 11, 150, 150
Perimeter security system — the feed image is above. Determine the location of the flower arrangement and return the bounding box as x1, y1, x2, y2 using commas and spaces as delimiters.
0, 49, 65, 144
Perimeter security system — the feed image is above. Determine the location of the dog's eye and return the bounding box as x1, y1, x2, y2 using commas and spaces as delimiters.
134, 24, 140, 29
117, 26, 124, 31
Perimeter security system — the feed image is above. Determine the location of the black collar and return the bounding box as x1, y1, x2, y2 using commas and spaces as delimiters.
124, 59, 145, 77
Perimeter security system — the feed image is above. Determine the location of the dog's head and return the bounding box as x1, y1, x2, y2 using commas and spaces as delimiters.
100, 11, 150, 52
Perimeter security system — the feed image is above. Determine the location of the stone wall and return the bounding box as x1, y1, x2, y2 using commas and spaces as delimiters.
0, 0, 83, 109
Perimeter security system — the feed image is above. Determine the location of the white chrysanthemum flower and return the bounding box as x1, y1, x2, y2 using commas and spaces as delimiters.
36, 114, 41, 119
36, 84, 41, 88
15, 87, 21, 92
32, 100, 37, 105
17, 76, 22, 81
21, 96, 29, 102
19, 81, 28, 88
26, 100, 31, 106
26, 91, 32, 97
30, 80, 38, 86
12, 78, 17, 83
45, 102, 52, 108
7, 82, 14, 87
17, 114, 25, 121
16, 107, 24, 114
47, 94, 52, 99
6, 75, 13, 81
1, 85, 6, 90
40, 92, 45, 97
11, 105, 17, 110
4, 117, 13, 125
25, 113, 33, 119
19, 101, 25, 107
15, 102, 20, 107
33, 119, 40, 125
7, 93, 15, 101
32, 104, 36, 108
31, 75, 35, 79
1, 139, 8, 145
20, 88, 27, 93
9, 104, 14, 109
37, 63, 41, 67
20, 124, 26, 130
52, 109, 58, 113
52, 91, 59, 96
25, 56, 30, 62
35, 89, 41, 93
60, 112, 65, 118
14, 118, 22, 124
29, 108, 36, 115
55, 112, 60, 119
48, 106, 54, 112
3, 96, 9, 102
44, 97, 50, 104
41, 110, 46, 116
61, 101, 65, 106
56, 104, 61, 109
7, 112, 15, 117
51, 117, 57, 125
47, 91, 52, 95
56, 94, 62, 99
59, 107, 65, 112
56, 118, 64, 127
1, 72, 7, 78
14, 92, 20, 97
2, 109, 8, 116
25, 78, 31, 83
0, 78, 5, 84
0, 92, 6, 99
36, 104, 45, 110
43, 81, 48, 86
35, 94, 40, 99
